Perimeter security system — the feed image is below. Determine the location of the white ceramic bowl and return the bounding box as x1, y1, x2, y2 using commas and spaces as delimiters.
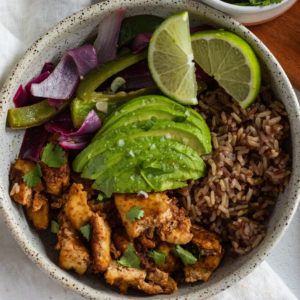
201, 0, 297, 25
0, 1, 299, 299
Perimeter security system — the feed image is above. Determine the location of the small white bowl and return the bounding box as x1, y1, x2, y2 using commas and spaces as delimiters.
201, 0, 297, 25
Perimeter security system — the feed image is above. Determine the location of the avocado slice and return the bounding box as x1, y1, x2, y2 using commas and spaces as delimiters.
82, 136, 205, 180
99, 95, 209, 134
73, 119, 211, 173
91, 147, 204, 194
99, 104, 210, 144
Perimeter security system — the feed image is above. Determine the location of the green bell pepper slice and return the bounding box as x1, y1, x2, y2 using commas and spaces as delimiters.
7, 99, 70, 129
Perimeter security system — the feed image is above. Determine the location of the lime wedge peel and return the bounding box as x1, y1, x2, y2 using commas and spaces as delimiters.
148, 11, 198, 105
192, 30, 261, 109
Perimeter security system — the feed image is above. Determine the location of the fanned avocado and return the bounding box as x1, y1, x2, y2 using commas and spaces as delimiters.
73, 119, 211, 173
82, 136, 205, 180
72, 95, 212, 195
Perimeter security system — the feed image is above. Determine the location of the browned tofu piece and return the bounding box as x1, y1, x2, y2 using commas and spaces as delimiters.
144, 268, 177, 294
56, 213, 91, 275
9, 159, 37, 207
112, 228, 131, 254
105, 262, 147, 294
26, 194, 49, 230
41, 156, 70, 195
91, 213, 111, 273
64, 183, 92, 230
184, 252, 223, 282
157, 243, 179, 273
191, 225, 223, 256
104, 262, 177, 295
158, 201, 193, 245
31, 192, 47, 212
114, 193, 173, 240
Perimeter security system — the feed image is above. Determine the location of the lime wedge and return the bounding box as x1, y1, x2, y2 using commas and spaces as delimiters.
192, 30, 261, 109
148, 11, 197, 105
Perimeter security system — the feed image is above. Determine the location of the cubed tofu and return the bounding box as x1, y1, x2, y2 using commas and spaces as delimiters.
114, 193, 172, 240
56, 213, 91, 275
26, 195, 49, 230
105, 261, 147, 294
112, 228, 131, 254
184, 252, 223, 282
191, 225, 222, 256
32, 192, 47, 212
158, 201, 193, 245
9, 159, 38, 207
104, 262, 177, 295
157, 243, 179, 273
64, 183, 92, 230
41, 156, 70, 195
10, 182, 32, 207
91, 213, 111, 273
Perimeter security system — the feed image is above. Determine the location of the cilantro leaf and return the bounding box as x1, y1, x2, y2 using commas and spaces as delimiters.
118, 244, 141, 269
80, 224, 91, 241
148, 250, 166, 265
96, 176, 115, 197
126, 206, 144, 223
172, 245, 197, 266
22, 164, 42, 187
41, 143, 66, 168
51, 220, 60, 234
97, 193, 105, 202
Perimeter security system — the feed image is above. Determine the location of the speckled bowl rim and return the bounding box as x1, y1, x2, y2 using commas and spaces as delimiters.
0, 1, 299, 299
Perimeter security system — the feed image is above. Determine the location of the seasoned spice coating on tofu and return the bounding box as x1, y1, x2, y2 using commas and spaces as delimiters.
91, 213, 112, 273
56, 213, 91, 275
64, 183, 92, 230
9, 159, 38, 207
157, 243, 180, 273
105, 262, 177, 294
184, 252, 224, 282
114, 193, 193, 244
41, 155, 70, 195
191, 225, 223, 256
26, 195, 49, 230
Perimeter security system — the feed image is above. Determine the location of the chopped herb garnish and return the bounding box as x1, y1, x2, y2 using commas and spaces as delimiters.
172, 245, 197, 266
50, 220, 60, 234
22, 164, 42, 187
118, 244, 141, 269
80, 223, 91, 241
96, 176, 115, 198
148, 250, 166, 265
141, 116, 157, 131
126, 206, 144, 223
97, 193, 105, 202
173, 116, 187, 123
41, 143, 66, 168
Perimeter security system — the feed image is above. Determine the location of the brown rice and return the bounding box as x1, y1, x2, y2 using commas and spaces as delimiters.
180, 86, 291, 255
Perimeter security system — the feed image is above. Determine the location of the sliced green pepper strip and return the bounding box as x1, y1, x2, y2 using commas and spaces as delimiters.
7, 99, 71, 129
76, 51, 147, 101
71, 87, 159, 128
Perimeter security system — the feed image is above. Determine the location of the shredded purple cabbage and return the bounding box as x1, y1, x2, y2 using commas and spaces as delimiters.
30, 45, 98, 100
94, 8, 126, 64
19, 126, 49, 162
13, 85, 28, 108
131, 33, 152, 54
41, 62, 54, 73
45, 110, 101, 150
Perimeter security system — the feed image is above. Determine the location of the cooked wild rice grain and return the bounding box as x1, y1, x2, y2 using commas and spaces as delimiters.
181, 87, 291, 255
